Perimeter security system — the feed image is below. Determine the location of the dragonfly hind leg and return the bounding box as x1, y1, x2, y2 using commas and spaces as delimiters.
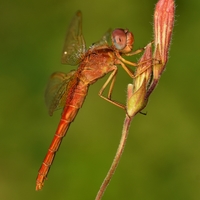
98, 67, 126, 110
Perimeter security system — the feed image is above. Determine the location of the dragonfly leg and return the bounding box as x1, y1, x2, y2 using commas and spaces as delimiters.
125, 47, 145, 56
125, 40, 154, 56
117, 60, 135, 78
116, 41, 155, 67
99, 67, 126, 110
118, 60, 154, 79
116, 52, 138, 67
117, 41, 160, 79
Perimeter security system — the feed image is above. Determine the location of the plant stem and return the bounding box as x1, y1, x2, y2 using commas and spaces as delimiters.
95, 114, 133, 200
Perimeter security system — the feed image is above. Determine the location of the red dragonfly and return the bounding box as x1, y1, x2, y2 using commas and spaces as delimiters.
36, 11, 144, 190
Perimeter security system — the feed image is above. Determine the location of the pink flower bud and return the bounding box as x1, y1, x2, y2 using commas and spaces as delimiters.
147, 0, 175, 96
154, 0, 175, 72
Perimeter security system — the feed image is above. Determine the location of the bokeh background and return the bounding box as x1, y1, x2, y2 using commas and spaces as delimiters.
1, 0, 200, 199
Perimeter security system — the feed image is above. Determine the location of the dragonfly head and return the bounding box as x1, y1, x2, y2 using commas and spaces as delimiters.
111, 29, 134, 54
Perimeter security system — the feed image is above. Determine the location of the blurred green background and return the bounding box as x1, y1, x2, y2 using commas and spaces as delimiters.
1, 0, 200, 199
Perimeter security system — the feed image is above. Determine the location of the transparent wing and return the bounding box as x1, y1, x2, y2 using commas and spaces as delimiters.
61, 11, 86, 65
89, 29, 112, 50
45, 70, 76, 116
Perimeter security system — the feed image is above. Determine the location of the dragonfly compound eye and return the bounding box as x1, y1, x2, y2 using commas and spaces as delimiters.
112, 29, 127, 50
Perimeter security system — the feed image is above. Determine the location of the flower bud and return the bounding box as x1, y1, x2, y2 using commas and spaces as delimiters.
127, 43, 152, 117
153, 0, 175, 76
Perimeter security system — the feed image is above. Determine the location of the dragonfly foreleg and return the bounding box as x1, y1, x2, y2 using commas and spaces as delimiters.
116, 41, 155, 67
125, 40, 154, 56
